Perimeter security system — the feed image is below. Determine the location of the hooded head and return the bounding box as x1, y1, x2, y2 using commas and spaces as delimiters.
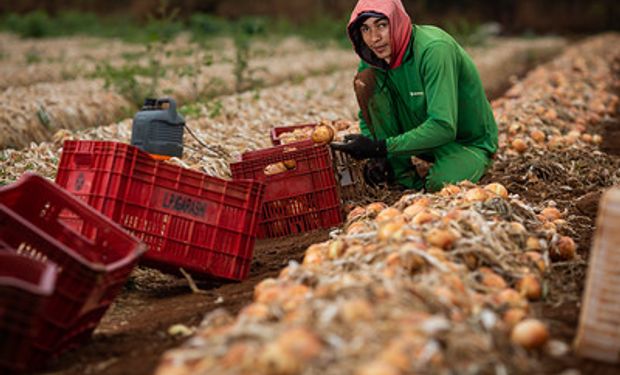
347, 0, 412, 70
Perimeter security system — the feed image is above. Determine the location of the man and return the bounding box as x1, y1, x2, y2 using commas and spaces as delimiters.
331, 0, 498, 192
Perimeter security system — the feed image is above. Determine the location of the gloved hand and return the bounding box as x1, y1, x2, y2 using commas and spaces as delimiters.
330, 134, 387, 160
363, 158, 394, 187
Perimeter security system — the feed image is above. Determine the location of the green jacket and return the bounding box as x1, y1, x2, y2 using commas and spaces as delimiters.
358, 25, 498, 159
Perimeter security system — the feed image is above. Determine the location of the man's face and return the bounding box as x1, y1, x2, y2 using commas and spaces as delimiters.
360, 17, 391, 63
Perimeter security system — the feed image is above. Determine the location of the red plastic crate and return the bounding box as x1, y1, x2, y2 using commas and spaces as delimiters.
0, 173, 145, 371
56, 140, 265, 281
270, 124, 366, 203
230, 140, 342, 238
0, 252, 58, 373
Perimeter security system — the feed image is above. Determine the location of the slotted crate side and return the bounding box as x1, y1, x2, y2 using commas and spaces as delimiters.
0, 252, 58, 372
0, 175, 142, 346
269, 125, 366, 202
231, 142, 342, 238
0, 207, 100, 350
0, 174, 144, 366
574, 188, 620, 363
56, 141, 265, 280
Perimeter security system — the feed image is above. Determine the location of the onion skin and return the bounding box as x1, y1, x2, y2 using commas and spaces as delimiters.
503, 308, 527, 328
311, 124, 335, 144
511, 138, 528, 153
530, 129, 546, 143
484, 183, 509, 199
550, 236, 576, 261
510, 319, 549, 349
465, 187, 489, 202
541, 207, 562, 221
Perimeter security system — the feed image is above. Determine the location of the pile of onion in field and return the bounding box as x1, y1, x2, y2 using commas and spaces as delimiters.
152, 33, 620, 375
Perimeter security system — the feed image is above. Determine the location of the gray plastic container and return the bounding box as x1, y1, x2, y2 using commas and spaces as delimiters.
130, 97, 185, 158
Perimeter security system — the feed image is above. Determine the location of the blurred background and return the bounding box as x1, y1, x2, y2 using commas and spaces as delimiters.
1, 0, 618, 43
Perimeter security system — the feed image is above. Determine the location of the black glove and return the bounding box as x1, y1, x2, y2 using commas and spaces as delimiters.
330, 134, 387, 160
363, 158, 394, 187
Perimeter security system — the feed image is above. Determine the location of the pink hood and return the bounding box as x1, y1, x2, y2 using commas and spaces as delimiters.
347, 0, 412, 69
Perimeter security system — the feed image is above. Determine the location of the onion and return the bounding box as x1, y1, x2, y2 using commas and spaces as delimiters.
303, 244, 326, 266
327, 239, 347, 259
508, 222, 526, 236
282, 159, 296, 170
530, 129, 546, 143
526, 236, 543, 252
465, 187, 489, 202
254, 278, 278, 300
276, 327, 323, 360
547, 135, 564, 150
479, 268, 507, 289
511, 138, 528, 153
310, 124, 335, 144
366, 202, 388, 216
484, 183, 509, 199
510, 319, 549, 349
494, 288, 528, 309
503, 308, 527, 328
541, 207, 562, 221
516, 274, 542, 300
403, 202, 428, 218
425, 228, 457, 249
443, 208, 462, 223
377, 220, 406, 242
439, 184, 461, 196
264, 162, 288, 175
551, 236, 576, 261
412, 210, 439, 226
340, 298, 375, 323
592, 134, 602, 144
346, 221, 370, 235
376, 207, 402, 223
347, 206, 366, 222
508, 122, 522, 135
240, 302, 271, 321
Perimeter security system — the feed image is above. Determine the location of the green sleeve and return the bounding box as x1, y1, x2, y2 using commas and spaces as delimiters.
386, 41, 459, 155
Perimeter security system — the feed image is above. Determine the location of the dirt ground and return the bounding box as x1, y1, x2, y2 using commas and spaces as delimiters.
28, 56, 620, 375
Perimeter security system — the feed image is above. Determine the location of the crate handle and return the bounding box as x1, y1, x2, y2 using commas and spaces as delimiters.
263, 160, 296, 176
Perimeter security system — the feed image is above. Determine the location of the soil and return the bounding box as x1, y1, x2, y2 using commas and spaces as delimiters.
27, 52, 620, 375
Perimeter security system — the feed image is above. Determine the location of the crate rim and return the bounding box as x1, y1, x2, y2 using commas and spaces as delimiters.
62, 140, 264, 188
0, 173, 147, 272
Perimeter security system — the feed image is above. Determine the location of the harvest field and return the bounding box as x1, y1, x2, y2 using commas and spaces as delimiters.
1, 10, 619, 375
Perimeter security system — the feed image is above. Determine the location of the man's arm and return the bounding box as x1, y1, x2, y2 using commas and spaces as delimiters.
386, 41, 459, 155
